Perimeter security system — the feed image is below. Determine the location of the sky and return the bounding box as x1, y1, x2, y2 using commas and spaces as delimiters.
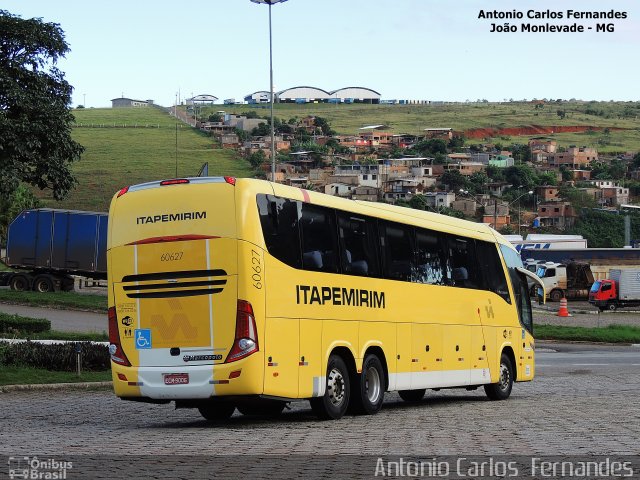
4, 0, 639, 108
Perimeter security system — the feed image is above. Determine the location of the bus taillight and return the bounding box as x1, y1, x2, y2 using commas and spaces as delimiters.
225, 300, 259, 363
108, 307, 131, 366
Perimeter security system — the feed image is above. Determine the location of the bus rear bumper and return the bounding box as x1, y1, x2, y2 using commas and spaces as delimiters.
111, 361, 264, 400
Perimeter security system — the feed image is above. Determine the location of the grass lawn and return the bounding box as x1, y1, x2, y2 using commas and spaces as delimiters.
36, 107, 254, 212
0, 366, 111, 386
0, 290, 107, 312
207, 101, 640, 140
535, 324, 640, 343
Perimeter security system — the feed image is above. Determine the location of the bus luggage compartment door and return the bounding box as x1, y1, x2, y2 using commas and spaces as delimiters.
113, 273, 237, 368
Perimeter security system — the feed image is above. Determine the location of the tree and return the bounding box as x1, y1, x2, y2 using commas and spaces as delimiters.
503, 164, 537, 190
250, 122, 269, 137
0, 184, 40, 243
247, 149, 267, 169
413, 139, 447, 156
440, 170, 469, 192
468, 171, 489, 193
0, 10, 84, 201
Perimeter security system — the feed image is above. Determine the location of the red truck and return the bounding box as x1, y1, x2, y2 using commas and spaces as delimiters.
589, 269, 640, 311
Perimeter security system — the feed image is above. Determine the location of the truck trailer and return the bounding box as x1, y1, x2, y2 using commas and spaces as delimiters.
0, 209, 107, 292
589, 269, 640, 311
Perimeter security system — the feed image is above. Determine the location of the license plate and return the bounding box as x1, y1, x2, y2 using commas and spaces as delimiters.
163, 373, 189, 385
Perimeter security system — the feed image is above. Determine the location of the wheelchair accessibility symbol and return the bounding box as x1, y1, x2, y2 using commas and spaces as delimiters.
135, 329, 152, 349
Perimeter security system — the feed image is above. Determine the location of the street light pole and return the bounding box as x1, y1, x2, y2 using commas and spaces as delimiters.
250, 0, 288, 182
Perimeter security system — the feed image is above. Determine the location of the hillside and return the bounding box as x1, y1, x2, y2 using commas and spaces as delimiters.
39, 107, 253, 212
203, 100, 640, 153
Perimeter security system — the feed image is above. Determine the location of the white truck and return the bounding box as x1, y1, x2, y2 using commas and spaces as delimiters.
535, 261, 594, 302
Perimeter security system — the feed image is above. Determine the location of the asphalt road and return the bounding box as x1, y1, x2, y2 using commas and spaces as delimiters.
1, 343, 639, 480
0, 303, 106, 334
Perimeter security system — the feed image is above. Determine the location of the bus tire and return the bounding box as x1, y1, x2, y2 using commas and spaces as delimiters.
549, 289, 563, 302
349, 354, 385, 415
398, 389, 426, 402
198, 401, 235, 422
484, 353, 514, 401
310, 354, 350, 420
33, 274, 56, 293
9, 274, 30, 292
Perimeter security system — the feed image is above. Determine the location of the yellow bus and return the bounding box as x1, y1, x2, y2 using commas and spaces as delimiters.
107, 176, 543, 420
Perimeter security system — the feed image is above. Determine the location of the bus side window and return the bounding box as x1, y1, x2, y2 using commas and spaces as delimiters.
256, 194, 302, 269
476, 240, 510, 302
380, 222, 413, 281
337, 213, 379, 277
445, 236, 479, 289
413, 229, 446, 285
300, 204, 338, 273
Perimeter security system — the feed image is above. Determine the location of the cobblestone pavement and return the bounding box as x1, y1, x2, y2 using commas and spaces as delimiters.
1, 349, 639, 461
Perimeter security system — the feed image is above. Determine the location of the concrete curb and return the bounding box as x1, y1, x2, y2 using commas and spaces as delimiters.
0, 381, 112, 393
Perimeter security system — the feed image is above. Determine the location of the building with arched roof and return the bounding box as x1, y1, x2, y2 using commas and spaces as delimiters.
244, 91, 272, 104
243, 86, 381, 104
277, 86, 331, 103
330, 87, 381, 104
186, 94, 218, 105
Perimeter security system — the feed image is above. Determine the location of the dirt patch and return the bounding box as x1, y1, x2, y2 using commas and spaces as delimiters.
461, 125, 622, 139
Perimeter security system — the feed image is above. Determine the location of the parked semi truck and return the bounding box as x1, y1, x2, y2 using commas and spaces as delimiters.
0, 209, 107, 292
535, 261, 594, 302
589, 269, 640, 311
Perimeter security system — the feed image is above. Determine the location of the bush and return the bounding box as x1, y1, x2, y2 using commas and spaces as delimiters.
0, 313, 50, 334
0, 341, 110, 371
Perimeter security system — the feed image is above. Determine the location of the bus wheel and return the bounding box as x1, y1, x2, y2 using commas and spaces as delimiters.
198, 401, 235, 422
349, 354, 385, 415
484, 353, 514, 401
33, 275, 56, 293
310, 354, 350, 420
237, 400, 286, 417
398, 389, 426, 402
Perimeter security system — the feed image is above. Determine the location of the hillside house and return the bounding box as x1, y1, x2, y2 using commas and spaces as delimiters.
536, 186, 560, 202
423, 128, 453, 140
482, 214, 511, 230
444, 162, 485, 176
600, 186, 629, 206
489, 154, 515, 168
111, 97, 151, 108
548, 147, 598, 168
529, 139, 558, 163
351, 186, 379, 201
487, 182, 511, 197
570, 169, 591, 181
451, 198, 478, 215
537, 202, 577, 229
421, 192, 456, 209
325, 183, 355, 197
